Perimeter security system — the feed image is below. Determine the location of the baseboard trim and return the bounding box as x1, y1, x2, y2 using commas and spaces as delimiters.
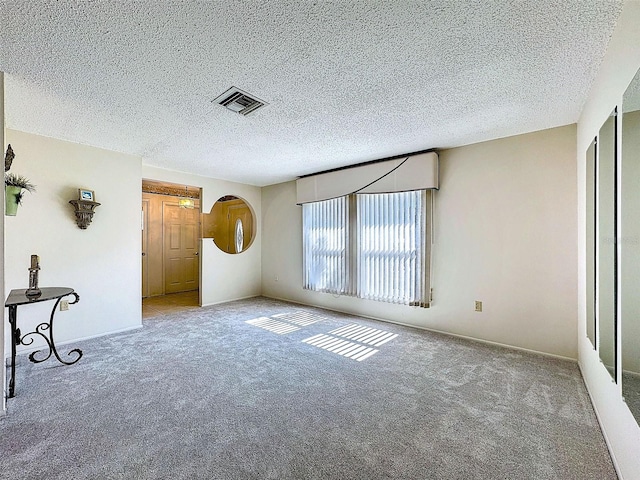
262, 294, 576, 363
201, 294, 260, 308
7, 324, 143, 361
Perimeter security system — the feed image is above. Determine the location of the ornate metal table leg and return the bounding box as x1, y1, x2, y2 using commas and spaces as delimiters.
8, 305, 18, 398
20, 292, 83, 366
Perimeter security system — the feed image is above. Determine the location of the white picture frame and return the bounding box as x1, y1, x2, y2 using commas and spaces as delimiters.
79, 189, 95, 202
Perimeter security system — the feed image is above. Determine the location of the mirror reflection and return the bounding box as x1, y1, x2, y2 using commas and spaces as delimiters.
598, 109, 617, 381
586, 138, 596, 349
622, 68, 640, 424
202, 196, 254, 254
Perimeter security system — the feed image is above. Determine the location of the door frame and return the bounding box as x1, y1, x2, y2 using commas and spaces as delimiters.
141, 179, 203, 304
142, 198, 150, 298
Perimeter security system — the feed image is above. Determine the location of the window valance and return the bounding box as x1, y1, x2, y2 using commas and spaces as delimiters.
296, 152, 439, 205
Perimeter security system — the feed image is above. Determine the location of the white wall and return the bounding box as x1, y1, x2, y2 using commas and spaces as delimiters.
577, 2, 640, 478
262, 124, 577, 358
142, 166, 261, 306
4, 129, 142, 355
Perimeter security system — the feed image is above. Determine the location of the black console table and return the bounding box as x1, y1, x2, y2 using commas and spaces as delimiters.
5, 287, 82, 398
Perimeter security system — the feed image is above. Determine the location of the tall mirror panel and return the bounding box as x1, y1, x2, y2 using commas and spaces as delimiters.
586, 138, 596, 349
598, 110, 616, 381
622, 68, 640, 423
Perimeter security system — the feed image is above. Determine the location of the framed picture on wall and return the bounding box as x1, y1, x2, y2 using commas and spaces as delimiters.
79, 189, 95, 202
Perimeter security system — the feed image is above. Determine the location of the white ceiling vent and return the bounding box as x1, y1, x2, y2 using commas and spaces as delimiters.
213, 87, 267, 116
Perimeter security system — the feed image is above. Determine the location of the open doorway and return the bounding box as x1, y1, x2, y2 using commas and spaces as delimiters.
141, 179, 201, 318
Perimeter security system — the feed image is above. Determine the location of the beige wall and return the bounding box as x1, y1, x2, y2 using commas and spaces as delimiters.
577, 2, 640, 478
4, 129, 143, 355
142, 166, 261, 306
262, 124, 577, 358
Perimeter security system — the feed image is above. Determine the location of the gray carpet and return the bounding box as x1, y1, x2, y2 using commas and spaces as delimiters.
623, 371, 640, 426
1, 297, 616, 479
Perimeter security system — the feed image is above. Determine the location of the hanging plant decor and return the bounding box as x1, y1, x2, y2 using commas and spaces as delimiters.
5, 173, 36, 216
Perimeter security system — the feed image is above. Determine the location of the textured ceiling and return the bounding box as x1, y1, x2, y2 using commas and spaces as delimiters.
0, 1, 623, 186
624, 68, 640, 113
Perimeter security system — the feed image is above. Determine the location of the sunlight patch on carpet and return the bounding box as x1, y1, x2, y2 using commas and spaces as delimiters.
302, 334, 379, 361
329, 324, 398, 346
271, 311, 324, 326
245, 317, 300, 334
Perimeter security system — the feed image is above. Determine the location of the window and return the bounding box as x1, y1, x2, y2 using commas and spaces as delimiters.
302, 190, 432, 307
302, 196, 350, 295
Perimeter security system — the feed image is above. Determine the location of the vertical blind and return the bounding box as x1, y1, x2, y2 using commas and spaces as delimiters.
357, 190, 427, 306
302, 196, 349, 294
302, 191, 430, 307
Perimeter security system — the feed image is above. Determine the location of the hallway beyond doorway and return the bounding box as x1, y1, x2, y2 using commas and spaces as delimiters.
142, 291, 200, 319
142, 179, 201, 298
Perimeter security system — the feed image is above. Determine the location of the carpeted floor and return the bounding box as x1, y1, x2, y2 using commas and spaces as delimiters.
1, 297, 616, 479
623, 371, 640, 426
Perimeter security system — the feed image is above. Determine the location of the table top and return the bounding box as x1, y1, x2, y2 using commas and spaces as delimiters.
5, 287, 75, 307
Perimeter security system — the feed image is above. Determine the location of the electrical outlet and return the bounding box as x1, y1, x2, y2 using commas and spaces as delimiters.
475, 301, 482, 312
274, 275, 279, 282
60, 300, 69, 311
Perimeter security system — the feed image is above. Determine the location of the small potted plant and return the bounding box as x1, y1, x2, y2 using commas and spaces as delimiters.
5, 173, 35, 216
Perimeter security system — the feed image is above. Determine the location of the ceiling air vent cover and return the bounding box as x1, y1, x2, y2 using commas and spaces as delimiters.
213, 87, 267, 116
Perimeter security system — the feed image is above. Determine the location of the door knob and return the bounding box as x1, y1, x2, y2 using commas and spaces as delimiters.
195, 252, 199, 256
142, 252, 146, 256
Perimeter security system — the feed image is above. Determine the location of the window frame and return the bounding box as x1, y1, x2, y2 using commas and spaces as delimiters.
302, 190, 432, 307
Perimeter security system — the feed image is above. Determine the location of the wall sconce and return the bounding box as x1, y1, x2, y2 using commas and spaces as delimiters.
69, 188, 100, 229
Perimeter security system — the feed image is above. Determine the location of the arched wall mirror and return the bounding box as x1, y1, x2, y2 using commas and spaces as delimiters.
202, 195, 255, 254
622, 67, 640, 425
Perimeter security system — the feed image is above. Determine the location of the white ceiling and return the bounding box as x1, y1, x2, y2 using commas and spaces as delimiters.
0, 1, 624, 187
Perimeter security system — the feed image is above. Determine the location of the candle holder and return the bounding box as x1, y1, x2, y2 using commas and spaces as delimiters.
26, 254, 41, 298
